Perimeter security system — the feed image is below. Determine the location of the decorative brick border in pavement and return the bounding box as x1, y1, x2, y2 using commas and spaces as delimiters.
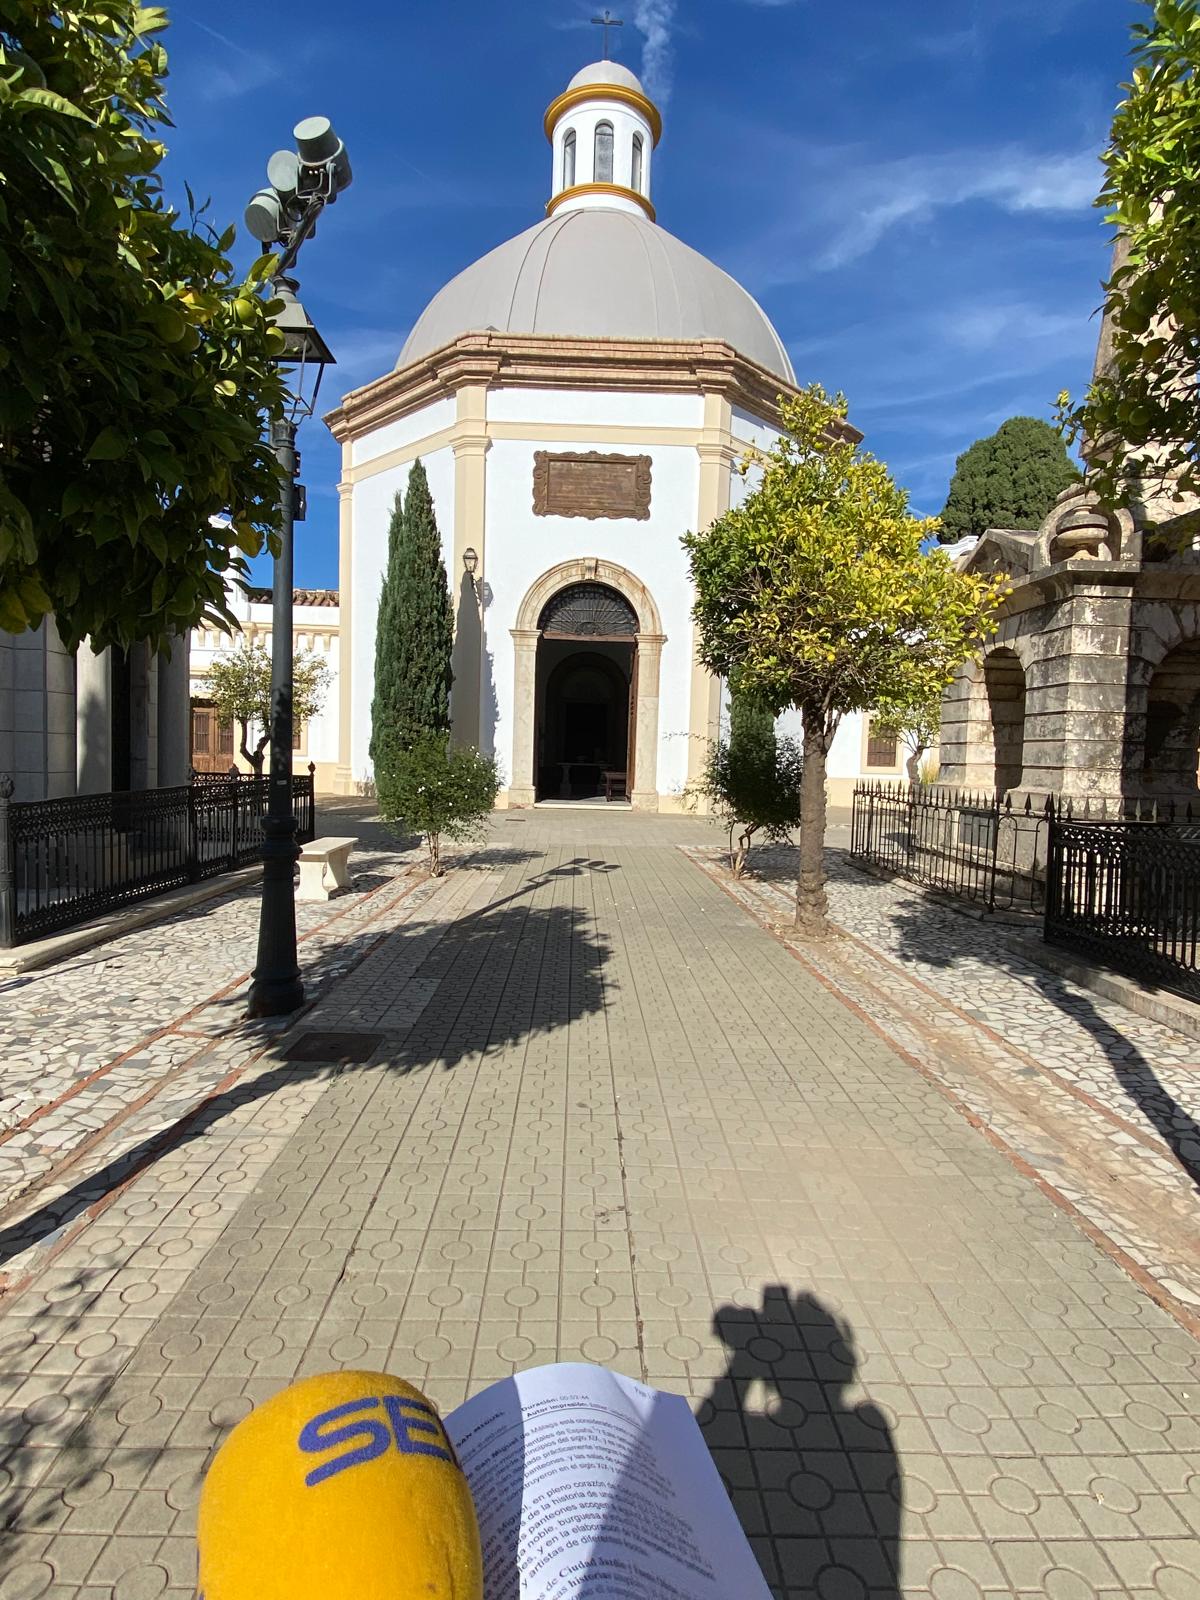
0, 831, 425, 1218
0, 856, 451, 1301
685, 846, 1200, 1331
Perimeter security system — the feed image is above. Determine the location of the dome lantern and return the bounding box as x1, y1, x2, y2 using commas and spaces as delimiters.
544, 61, 660, 222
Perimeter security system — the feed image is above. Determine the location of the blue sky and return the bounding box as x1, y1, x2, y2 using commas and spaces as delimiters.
163, 0, 1135, 587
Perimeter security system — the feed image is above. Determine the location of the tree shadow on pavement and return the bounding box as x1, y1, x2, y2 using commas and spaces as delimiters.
0, 863, 614, 1273
831, 852, 1200, 1197
699, 1285, 901, 1600
0, 1266, 164, 1578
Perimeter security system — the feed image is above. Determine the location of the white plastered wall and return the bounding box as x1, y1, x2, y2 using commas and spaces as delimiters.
482, 387, 702, 801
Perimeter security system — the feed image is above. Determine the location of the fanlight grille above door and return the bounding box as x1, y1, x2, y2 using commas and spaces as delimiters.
538, 582, 638, 638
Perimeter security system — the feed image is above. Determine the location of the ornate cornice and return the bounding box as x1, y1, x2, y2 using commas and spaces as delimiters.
544, 82, 662, 146
324, 333, 854, 445
546, 181, 655, 221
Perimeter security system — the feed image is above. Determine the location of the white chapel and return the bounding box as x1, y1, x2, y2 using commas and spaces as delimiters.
324, 60, 903, 807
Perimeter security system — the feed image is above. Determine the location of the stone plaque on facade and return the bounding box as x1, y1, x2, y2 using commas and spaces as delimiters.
532, 451, 652, 520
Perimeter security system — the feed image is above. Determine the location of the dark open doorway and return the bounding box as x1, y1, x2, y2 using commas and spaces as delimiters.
534, 581, 640, 802
536, 645, 633, 800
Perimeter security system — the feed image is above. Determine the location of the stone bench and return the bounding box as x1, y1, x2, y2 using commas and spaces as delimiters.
296, 836, 356, 902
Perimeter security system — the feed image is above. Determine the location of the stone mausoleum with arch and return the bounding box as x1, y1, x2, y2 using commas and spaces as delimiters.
325, 59, 891, 807
940, 447, 1200, 804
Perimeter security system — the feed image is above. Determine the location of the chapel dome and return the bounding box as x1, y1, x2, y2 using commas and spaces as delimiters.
396, 209, 795, 381
567, 60, 645, 93
396, 60, 795, 383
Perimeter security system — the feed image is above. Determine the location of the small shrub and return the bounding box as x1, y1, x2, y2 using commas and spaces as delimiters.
688, 692, 803, 875
375, 732, 500, 876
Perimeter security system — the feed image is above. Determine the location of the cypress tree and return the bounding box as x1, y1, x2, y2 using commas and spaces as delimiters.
937, 416, 1079, 542
369, 458, 454, 768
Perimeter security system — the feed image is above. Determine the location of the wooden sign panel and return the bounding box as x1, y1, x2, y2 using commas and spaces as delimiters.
532, 451, 652, 521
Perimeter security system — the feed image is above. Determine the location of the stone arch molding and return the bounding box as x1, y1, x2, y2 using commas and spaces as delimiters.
514, 558, 664, 638
508, 558, 667, 810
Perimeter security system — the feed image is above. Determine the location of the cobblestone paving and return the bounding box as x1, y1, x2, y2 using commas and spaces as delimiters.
0, 810, 418, 1221
0, 815, 1198, 1599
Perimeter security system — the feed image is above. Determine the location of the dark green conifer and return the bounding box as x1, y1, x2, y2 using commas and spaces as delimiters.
938, 416, 1079, 542
369, 459, 454, 768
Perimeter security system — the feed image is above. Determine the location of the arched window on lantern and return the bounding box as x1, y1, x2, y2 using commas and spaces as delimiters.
562, 129, 576, 189
594, 121, 614, 184
631, 133, 644, 193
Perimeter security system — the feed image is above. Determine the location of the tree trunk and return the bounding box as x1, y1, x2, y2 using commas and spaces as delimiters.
238, 719, 267, 779
906, 742, 925, 783
796, 704, 830, 936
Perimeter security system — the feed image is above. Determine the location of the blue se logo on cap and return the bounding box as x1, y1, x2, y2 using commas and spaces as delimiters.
298, 1395, 457, 1487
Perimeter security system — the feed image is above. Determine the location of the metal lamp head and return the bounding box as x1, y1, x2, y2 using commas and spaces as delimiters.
245, 186, 284, 244
463, 548, 480, 576
266, 149, 301, 201
272, 280, 336, 369
294, 115, 352, 193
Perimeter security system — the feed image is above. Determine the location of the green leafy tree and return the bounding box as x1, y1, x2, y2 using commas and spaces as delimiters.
937, 418, 1079, 542
872, 697, 941, 782
683, 386, 1006, 936
376, 731, 500, 877
205, 638, 331, 778
1058, 0, 1200, 511
0, 1, 287, 651
369, 459, 454, 770
688, 685, 803, 876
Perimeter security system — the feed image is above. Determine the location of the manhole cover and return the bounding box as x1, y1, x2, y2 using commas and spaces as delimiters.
283, 1031, 384, 1064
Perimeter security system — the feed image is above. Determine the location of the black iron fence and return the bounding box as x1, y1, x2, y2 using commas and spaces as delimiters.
850, 782, 1054, 914
1046, 817, 1200, 1001
0, 768, 315, 947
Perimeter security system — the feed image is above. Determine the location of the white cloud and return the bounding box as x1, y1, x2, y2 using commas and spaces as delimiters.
819, 146, 1101, 269
187, 19, 281, 101
634, 1, 677, 103
317, 327, 412, 391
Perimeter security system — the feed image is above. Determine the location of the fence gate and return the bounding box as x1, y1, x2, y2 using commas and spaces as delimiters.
1045, 817, 1200, 1001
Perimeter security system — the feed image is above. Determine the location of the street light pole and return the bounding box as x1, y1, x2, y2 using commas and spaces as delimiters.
249, 412, 303, 1016
244, 118, 350, 1019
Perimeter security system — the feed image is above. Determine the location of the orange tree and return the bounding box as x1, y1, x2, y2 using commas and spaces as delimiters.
1058, 0, 1200, 511
683, 386, 1006, 936
0, 1, 286, 651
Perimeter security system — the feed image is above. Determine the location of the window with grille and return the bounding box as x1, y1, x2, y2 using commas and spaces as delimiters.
594, 121, 614, 183
866, 720, 898, 768
218, 719, 234, 756
193, 711, 210, 753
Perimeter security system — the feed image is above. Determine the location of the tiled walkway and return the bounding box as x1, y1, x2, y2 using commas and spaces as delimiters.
701, 847, 1200, 1323
1, 815, 1198, 1598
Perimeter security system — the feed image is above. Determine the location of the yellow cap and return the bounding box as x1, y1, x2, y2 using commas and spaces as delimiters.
196, 1370, 483, 1600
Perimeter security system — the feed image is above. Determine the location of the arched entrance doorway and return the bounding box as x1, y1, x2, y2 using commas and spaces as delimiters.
510, 560, 665, 808
536, 584, 636, 800
1142, 639, 1200, 793
983, 647, 1026, 795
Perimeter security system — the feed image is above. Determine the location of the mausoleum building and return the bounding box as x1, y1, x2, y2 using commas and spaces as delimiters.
325, 61, 899, 806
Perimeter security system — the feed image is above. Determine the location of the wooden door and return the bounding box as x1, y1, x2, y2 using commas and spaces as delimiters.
190, 705, 235, 774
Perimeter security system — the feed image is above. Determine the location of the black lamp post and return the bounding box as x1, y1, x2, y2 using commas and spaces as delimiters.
244, 117, 350, 1019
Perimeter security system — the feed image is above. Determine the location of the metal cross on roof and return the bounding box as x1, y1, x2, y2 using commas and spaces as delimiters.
591, 10, 623, 58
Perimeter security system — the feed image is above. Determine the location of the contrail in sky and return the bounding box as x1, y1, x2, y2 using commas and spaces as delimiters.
634, 1, 677, 103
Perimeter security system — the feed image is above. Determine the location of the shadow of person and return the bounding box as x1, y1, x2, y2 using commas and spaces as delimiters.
701, 1286, 901, 1600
